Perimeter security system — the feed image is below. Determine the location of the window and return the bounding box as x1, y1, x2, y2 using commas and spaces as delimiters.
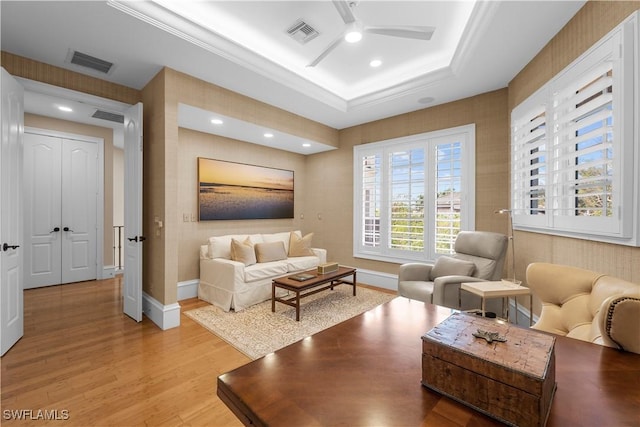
511, 12, 639, 246
354, 124, 475, 263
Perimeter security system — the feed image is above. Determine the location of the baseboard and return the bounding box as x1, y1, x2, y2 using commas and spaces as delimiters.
507, 299, 539, 327
356, 269, 398, 292
142, 292, 181, 330
102, 265, 115, 279
177, 279, 199, 301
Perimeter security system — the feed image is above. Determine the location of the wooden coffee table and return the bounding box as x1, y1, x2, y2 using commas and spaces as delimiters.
271, 266, 356, 321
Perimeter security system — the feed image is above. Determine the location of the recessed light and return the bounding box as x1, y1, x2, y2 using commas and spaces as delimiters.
264, 133, 274, 138
211, 118, 223, 125
302, 143, 311, 148
58, 106, 73, 112
369, 59, 382, 68
418, 97, 435, 105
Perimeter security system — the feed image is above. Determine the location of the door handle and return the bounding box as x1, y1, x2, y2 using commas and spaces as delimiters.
63, 227, 74, 232
127, 236, 146, 242
50, 227, 60, 233
2, 243, 20, 252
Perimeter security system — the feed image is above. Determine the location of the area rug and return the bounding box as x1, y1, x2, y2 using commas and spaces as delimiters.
185, 286, 396, 359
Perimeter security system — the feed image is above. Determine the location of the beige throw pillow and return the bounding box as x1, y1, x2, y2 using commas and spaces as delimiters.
255, 241, 288, 263
289, 232, 314, 257
230, 237, 257, 266
430, 256, 476, 280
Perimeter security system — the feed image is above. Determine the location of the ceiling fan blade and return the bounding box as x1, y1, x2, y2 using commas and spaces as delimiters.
332, 0, 356, 24
306, 34, 345, 67
365, 26, 435, 40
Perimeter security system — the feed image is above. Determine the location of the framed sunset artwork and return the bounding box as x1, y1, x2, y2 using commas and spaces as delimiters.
198, 158, 294, 220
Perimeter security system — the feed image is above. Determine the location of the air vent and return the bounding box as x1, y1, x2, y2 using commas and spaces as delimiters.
287, 20, 319, 44
69, 50, 114, 74
92, 109, 124, 124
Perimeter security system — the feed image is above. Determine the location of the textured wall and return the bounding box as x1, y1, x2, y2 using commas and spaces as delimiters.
177, 128, 307, 282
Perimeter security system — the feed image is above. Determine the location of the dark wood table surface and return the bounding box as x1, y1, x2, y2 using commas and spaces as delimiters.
218, 297, 640, 426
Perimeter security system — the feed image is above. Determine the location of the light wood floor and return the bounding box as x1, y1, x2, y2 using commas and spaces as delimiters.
1, 277, 248, 426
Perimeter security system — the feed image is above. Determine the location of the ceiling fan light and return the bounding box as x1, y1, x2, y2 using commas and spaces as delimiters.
345, 30, 362, 43
344, 21, 363, 43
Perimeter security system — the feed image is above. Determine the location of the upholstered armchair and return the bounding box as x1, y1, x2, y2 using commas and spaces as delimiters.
526, 262, 640, 354
397, 231, 508, 311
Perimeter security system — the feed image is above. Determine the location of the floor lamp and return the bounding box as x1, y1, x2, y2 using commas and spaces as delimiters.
495, 209, 520, 285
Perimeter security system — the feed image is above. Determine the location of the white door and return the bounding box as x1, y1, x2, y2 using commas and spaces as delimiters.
23, 133, 62, 288
61, 139, 98, 284
1, 67, 24, 356
123, 103, 143, 322
23, 133, 98, 288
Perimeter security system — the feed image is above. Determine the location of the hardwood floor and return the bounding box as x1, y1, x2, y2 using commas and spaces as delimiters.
1, 277, 248, 426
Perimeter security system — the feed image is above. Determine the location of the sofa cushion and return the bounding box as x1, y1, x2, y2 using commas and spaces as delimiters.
209, 234, 247, 259
255, 241, 288, 263
262, 231, 292, 253
289, 232, 314, 257
244, 261, 288, 282
430, 256, 476, 280
287, 255, 319, 272
230, 238, 257, 266
208, 234, 263, 259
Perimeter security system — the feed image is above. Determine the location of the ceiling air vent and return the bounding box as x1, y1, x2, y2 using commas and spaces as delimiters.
92, 109, 124, 124
287, 20, 319, 44
69, 50, 114, 74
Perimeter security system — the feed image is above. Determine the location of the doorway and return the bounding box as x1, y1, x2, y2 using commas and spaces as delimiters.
23, 129, 102, 289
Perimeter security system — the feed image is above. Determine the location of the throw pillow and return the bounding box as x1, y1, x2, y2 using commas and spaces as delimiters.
255, 241, 288, 263
289, 232, 314, 257
230, 237, 257, 266
430, 256, 476, 280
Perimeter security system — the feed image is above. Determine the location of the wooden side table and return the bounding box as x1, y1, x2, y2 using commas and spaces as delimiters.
460, 281, 533, 326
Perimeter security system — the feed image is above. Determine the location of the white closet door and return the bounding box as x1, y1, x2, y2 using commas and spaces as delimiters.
23, 133, 98, 288
61, 138, 97, 284
23, 133, 62, 289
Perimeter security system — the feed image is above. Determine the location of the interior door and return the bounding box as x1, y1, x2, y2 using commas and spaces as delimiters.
23, 133, 98, 288
1, 67, 24, 356
23, 132, 62, 288
61, 138, 98, 284
123, 103, 143, 322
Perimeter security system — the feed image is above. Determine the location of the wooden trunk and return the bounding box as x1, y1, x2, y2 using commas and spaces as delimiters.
422, 313, 556, 427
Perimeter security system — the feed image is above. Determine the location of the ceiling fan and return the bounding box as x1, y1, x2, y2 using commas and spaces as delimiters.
307, 0, 435, 67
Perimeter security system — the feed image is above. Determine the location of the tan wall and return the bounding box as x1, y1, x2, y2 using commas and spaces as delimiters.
508, 1, 640, 285
177, 128, 307, 281
2, 52, 140, 105
24, 113, 115, 267
305, 89, 510, 276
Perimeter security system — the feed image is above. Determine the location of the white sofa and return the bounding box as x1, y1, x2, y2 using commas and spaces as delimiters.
199, 231, 327, 311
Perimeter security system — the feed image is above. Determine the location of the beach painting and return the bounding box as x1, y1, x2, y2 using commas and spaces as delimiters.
198, 158, 294, 220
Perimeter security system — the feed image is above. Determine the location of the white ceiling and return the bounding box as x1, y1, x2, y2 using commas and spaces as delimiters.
1, 0, 586, 153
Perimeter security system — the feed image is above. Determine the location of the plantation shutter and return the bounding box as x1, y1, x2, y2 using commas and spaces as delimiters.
512, 98, 547, 227
388, 147, 425, 252
551, 61, 617, 231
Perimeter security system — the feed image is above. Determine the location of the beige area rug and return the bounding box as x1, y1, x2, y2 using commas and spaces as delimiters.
185, 286, 396, 359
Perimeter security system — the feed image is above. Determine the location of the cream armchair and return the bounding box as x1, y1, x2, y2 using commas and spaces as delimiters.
397, 231, 508, 311
526, 262, 640, 353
